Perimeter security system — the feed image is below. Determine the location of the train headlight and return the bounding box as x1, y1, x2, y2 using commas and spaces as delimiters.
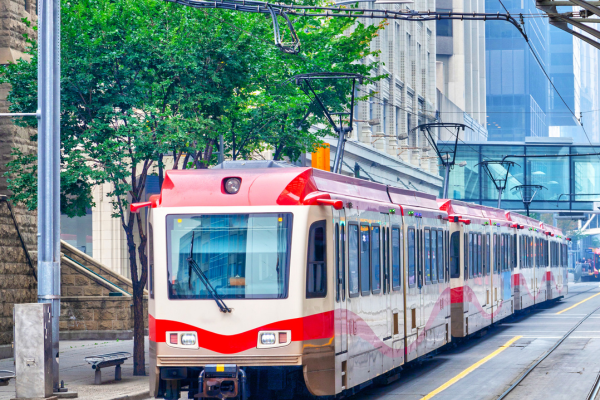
224, 177, 241, 194
181, 333, 197, 346
260, 332, 276, 345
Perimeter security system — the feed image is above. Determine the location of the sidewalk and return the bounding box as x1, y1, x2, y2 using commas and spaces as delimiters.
0, 339, 150, 400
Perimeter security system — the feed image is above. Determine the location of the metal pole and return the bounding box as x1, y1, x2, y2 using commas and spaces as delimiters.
526, 203, 530, 217
442, 163, 450, 199
37, 0, 61, 392
497, 187, 503, 209
333, 128, 345, 173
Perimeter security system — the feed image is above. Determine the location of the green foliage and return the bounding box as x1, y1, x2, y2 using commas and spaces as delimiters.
1, 0, 381, 374
1, 0, 380, 214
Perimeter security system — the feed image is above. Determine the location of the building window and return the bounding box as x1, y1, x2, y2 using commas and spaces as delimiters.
382, 99, 388, 135
437, 10, 452, 36
61, 208, 93, 256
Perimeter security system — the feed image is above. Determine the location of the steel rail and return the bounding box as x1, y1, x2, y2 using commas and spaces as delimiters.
587, 370, 600, 400
496, 291, 600, 399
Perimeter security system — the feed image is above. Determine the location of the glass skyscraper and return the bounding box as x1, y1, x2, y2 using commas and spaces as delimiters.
485, 0, 550, 141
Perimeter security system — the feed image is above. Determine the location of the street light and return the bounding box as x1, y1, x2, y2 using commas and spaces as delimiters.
477, 160, 519, 209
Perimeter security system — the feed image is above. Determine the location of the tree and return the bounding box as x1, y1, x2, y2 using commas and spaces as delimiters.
1, 0, 380, 376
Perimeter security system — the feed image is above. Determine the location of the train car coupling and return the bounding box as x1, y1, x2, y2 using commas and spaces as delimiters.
196, 364, 248, 400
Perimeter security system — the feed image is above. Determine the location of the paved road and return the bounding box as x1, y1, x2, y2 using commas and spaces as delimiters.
354, 281, 600, 400
140, 282, 600, 400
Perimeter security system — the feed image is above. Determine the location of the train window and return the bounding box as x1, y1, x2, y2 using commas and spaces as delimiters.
437, 230, 444, 282
371, 226, 381, 294
493, 234, 498, 273
166, 213, 293, 300
445, 231, 449, 281
348, 224, 359, 297
468, 233, 474, 278
417, 229, 423, 288
499, 234, 503, 272
392, 227, 401, 290
408, 228, 416, 287
384, 227, 390, 293
431, 230, 438, 283
485, 234, 490, 276
504, 234, 509, 271
307, 220, 327, 299
341, 224, 346, 301
512, 235, 517, 270
477, 233, 482, 277
425, 229, 432, 284
335, 223, 340, 302
464, 233, 469, 278
148, 220, 154, 299
450, 232, 460, 279
360, 224, 371, 296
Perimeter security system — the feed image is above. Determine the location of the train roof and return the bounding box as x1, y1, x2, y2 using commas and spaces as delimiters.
437, 199, 485, 218
505, 211, 541, 229
155, 163, 441, 211
539, 222, 563, 237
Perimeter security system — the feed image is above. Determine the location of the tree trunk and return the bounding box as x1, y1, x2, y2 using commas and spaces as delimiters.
124, 221, 146, 376
132, 281, 146, 375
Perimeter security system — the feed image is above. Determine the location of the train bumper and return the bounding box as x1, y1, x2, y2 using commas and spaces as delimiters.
197, 364, 247, 400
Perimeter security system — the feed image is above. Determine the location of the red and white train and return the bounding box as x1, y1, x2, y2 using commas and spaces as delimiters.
133, 162, 569, 399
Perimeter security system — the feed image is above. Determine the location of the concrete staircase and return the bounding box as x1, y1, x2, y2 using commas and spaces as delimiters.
59, 241, 148, 340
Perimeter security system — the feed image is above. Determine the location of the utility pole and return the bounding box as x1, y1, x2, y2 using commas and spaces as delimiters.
37, 0, 62, 392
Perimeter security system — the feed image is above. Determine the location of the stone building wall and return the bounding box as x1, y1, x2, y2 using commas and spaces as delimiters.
60, 244, 148, 340
0, 0, 38, 355
60, 296, 148, 341
0, 201, 37, 351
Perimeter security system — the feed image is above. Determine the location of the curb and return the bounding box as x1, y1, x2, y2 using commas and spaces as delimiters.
108, 390, 150, 400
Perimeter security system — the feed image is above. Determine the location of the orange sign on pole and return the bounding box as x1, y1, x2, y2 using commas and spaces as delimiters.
311, 144, 331, 172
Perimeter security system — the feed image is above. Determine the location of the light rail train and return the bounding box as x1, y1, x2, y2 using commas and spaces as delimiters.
132, 162, 570, 399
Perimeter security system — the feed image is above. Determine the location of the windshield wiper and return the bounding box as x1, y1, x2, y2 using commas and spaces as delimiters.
187, 232, 232, 313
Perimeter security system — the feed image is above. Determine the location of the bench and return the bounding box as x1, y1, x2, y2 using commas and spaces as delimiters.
85, 352, 131, 385
0, 370, 14, 386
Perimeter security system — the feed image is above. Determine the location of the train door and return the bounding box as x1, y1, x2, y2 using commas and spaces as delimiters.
334, 209, 347, 355
390, 220, 405, 368
532, 237, 540, 301
381, 213, 392, 342
417, 221, 425, 338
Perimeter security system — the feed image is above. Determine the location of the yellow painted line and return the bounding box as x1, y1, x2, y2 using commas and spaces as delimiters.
420, 336, 522, 400
556, 291, 600, 315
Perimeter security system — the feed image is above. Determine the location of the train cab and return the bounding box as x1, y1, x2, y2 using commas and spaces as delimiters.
438, 200, 493, 337
144, 164, 452, 400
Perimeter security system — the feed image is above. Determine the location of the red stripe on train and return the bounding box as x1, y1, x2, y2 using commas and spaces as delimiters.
149, 311, 334, 354
451, 286, 464, 304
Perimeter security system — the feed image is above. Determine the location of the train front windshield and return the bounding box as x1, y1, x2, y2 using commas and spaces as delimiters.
166, 213, 293, 299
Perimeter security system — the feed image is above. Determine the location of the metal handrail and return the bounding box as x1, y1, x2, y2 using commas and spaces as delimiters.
0, 196, 36, 280
62, 254, 130, 295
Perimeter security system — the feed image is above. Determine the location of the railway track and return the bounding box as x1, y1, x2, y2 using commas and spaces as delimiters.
496, 287, 600, 400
